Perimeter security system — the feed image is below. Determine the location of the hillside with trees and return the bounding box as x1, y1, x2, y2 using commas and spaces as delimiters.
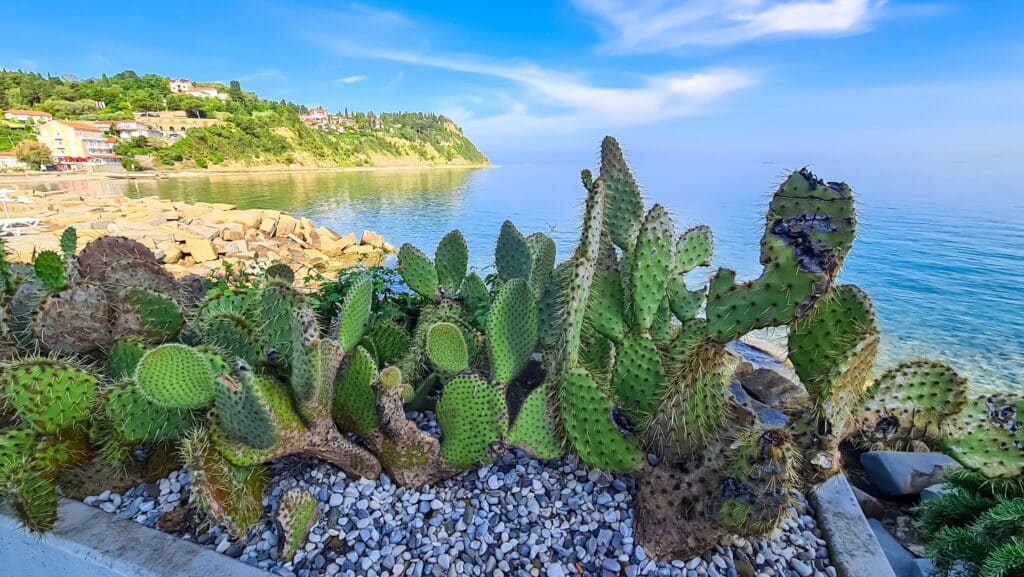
0, 70, 488, 168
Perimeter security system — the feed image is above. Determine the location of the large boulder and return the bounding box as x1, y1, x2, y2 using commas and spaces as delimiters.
728, 340, 808, 410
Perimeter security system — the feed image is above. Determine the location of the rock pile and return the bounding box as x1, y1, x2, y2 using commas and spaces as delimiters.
1, 187, 394, 281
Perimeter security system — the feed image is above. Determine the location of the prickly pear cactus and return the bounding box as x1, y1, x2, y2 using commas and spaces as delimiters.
332, 346, 380, 435
557, 368, 644, 471
717, 427, 796, 536
508, 384, 563, 460
434, 230, 468, 294
214, 370, 278, 450
276, 488, 319, 561
397, 244, 439, 299
103, 381, 197, 443
1, 358, 96, 434
106, 338, 147, 381
436, 375, 508, 467
705, 169, 856, 343
33, 250, 65, 290
856, 360, 967, 449
426, 322, 470, 377
182, 427, 266, 538
943, 393, 1024, 480
135, 344, 217, 409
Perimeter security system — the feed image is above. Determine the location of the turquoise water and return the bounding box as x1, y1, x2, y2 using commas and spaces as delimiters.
52, 158, 1022, 391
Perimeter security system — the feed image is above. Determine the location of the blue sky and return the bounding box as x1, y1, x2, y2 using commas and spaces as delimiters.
5, 1, 1023, 164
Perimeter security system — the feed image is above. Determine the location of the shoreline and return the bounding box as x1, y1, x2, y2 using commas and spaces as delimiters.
0, 161, 492, 185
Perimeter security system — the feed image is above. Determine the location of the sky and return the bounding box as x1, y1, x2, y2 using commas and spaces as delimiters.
4, 1, 1023, 165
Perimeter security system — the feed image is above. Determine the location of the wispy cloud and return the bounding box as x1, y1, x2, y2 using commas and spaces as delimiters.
311, 36, 756, 133
385, 70, 405, 89
574, 0, 885, 52
337, 75, 366, 84
237, 69, 285, 82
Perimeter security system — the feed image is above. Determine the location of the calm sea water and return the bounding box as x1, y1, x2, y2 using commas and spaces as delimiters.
40, 158, 1023, 391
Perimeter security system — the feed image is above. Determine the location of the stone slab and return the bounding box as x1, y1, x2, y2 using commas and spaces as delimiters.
868, 519, 916, 577
810, 474, 898, 577
860, 452, 961, 497
0, 499, 270, 577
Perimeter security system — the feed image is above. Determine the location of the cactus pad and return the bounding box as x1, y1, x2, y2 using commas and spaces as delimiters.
460, 272, 490, 328
33, 250, 65, 290
435, 230, 469, 294
215, 371, 278, 450
332, 346, 380, 435
705, 169, 856, 343
366, 321, 409, 366
112, 287, 184, 343
106, 337, 147, 380
59, 227, 78, 260
487, 279, 537, 383
1, 358, 96, 434
557, 368, 644, 471
945, 393, 1024, 479
587, 268, 626, 343
426, 322, 470, 377
264, 262, 295, 284
629, 204, 675, 332
337, 274, 372, 353
611, 335, 667, 423
135, 344, 216, 409
182, 428, 265, 538
859, 361, 968, 448
197, 308, 263, 367
276, 488, 319, 561
495, 220, 533, 282
260, 283, 305, 368
526, 232, 556, 299
34, 283, 112, 354
77, 236, 155, 282
2, 467, 58, 533
718, 427, 796, 536
599, 136, 644, 251
508, 384, 563, 460
398, 243, 438, 299
104, 381, 196, 442
436, 375, 508, 467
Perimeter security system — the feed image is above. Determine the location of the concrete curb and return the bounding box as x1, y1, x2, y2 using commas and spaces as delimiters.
0, 499, 271, 577
810, 474, 897, 577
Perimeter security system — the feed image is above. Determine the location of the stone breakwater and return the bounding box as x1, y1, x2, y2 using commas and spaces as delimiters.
1, 187, 395, 281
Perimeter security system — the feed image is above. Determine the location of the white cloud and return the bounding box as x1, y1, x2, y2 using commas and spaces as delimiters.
574, 0, 885, 52
337, 75, 366, 84
311, 36, 756, 134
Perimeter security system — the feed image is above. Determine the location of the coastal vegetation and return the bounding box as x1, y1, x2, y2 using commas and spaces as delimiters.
0, 69, 488, 168
0, 137, 1018, 574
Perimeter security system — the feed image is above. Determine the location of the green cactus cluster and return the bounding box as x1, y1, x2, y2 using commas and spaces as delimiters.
0, 137, 1016, 568
0, 358, 95, 531
7, 231, 189, 356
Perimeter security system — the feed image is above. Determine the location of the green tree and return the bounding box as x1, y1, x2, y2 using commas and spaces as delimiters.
13, 140, 52, 169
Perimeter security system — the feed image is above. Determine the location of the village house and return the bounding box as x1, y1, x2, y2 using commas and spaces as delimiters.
3, 109, 53, 123
167, 78, 229, 101
35, 119, 121, 169
0, 151, 28, 169
300, 107, 330, 129
114, 120, 164, 141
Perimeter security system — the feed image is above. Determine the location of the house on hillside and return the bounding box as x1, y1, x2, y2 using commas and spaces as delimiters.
300, 107, 331, 129
114, 120, 164, 140
36, 120, 121, 169
168, 78, 229, 101
0, 151, 28, 169
3, 109, 53, 123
